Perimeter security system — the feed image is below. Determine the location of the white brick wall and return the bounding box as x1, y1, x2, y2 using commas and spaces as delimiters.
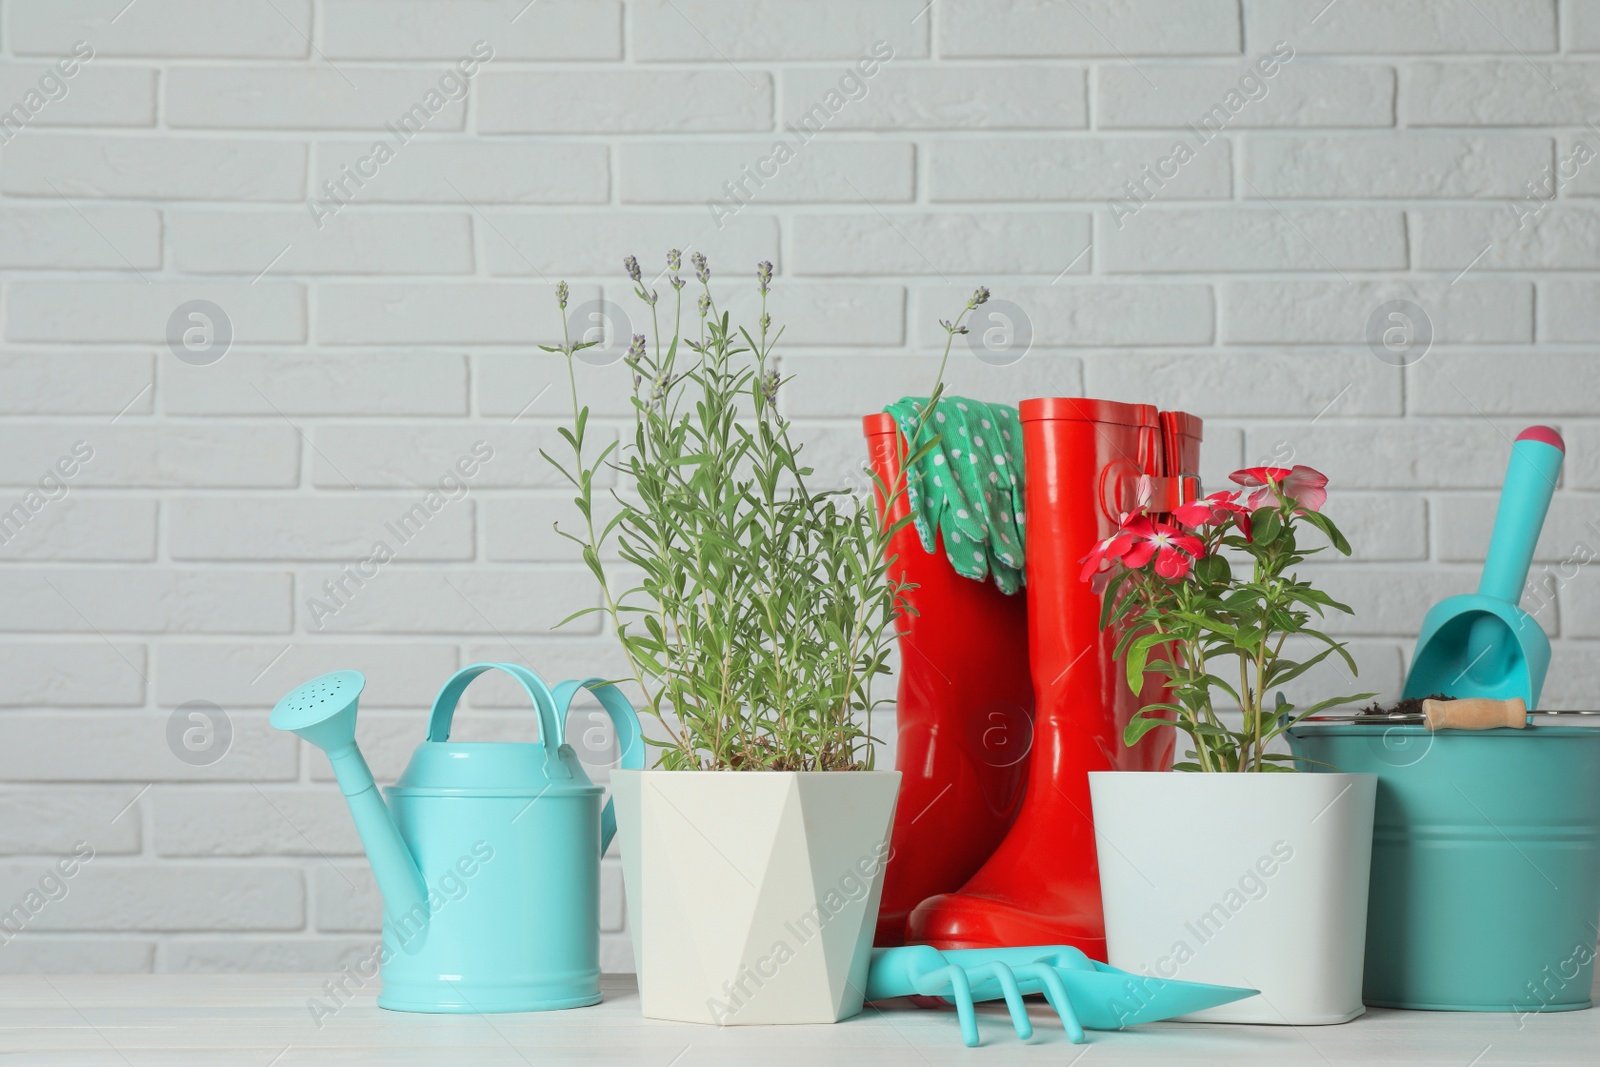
0, 0, 1596, 975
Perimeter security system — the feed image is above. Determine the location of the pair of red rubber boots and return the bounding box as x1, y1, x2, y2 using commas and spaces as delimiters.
864, 397, 1202, 956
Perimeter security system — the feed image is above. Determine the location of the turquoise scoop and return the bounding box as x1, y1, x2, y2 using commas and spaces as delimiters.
1404, 426, 1564, 706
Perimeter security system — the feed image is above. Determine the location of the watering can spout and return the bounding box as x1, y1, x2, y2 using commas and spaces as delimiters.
271, 672, 429, 927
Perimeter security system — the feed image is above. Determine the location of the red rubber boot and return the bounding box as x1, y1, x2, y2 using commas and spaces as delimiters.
906, 399, 1201, 955
862, 414, 1033, 946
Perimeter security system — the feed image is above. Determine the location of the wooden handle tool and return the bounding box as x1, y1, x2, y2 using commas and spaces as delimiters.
1422, 697, 1528, 731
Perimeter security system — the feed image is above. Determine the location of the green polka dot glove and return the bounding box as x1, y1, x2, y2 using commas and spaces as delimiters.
885, 395, 1027, 594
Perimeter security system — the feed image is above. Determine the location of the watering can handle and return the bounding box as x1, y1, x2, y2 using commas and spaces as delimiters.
551, 677, 645, 857
1479, 426, 1564, 605
425, 662, 564, 748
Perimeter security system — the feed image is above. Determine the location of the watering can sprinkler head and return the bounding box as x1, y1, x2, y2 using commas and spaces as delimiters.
270, 669, 364, 752
271, 670, 428, 925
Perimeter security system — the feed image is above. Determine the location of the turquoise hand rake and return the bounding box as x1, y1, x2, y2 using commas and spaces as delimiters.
865, 945, 1256, 1047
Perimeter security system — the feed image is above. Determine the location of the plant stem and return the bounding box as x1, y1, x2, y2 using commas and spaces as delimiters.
556, 314, 673, 750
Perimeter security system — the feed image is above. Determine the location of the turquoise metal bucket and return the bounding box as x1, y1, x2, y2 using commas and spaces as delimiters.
1289, 723, 1600, 1013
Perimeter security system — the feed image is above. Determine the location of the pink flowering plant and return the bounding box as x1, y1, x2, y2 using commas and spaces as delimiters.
1085, 465, 1372, 772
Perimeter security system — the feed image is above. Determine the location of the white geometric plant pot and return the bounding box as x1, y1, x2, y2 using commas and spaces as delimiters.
610, 770, 900, 1025
1089, 771, 1377, 1025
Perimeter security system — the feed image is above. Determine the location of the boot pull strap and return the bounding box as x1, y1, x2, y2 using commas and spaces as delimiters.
1141, 474, 1201, 513
1099, 464, 1200, 519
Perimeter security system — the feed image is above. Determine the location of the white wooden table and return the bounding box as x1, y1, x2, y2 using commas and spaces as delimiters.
2, 973, 1597, 1064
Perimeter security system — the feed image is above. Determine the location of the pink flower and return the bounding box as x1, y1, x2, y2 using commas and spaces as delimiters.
1229, 465, 1329, 513
1079, 523, 1138, 582
1280, 466, 1328, 512
1229, 466, 1291, 509
1174, 490, 1253, 542
1121, 515, 1204, 581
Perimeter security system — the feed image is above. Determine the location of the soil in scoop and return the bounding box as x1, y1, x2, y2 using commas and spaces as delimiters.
1356, 694, 1454, 717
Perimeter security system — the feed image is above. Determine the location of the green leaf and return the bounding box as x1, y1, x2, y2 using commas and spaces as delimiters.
1253, 506, 1282, 545
1296, 692, 1378, 718
1300, 510, 1352, 555
1263, 647, 1336, 688
538, 449, 576, 486
1123, 710, 1172, 747
1097, 569, 1131, 629
1200, 675, 1243, 705
554, 605, 605, 629
1262, 751, 1338, 771
1167, 611, 1240, 640
1195, 553, 1231, 584
1123, 631, 1169, 690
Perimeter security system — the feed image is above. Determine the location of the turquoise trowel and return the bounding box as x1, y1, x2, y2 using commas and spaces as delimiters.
1403, 426, 1564, 706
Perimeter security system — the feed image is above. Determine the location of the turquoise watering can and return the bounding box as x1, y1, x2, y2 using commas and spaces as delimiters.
271, 662, 643, 1013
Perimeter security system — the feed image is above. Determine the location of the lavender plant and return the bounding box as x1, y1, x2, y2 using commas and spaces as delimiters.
542, 254, 987, 770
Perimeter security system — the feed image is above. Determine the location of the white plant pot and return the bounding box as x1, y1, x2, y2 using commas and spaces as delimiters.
1089, 771, 1376, 1025
610, 769, 900, 1025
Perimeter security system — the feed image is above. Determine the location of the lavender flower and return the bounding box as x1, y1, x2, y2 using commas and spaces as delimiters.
626, 333, 646, 388
760, 368, 781, 403
642, 288, 658, 307
756, 260, 773, 296
697, 292, 711, 316
624, 255, 641, 283
556, 280, 569, 310
670, 274, 685, 291
969, 286, 990, 308
649, 370, 671, 408
667, 249, 682, 271
692, 251, 709, 284
941, 318, 969, 335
